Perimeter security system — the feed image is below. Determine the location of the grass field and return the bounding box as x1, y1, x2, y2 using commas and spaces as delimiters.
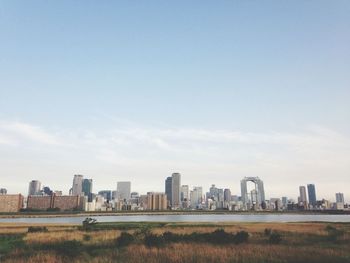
0, 221, 349, 262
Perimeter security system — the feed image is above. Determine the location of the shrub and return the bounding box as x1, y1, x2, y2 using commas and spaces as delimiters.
144, 233, 164, 247
116, 232, 134, 247
264, 228, 272, 236
325, 225, 344, 242
269, 232, 282, 244
27, 226, 48, 233
83, 234, 91, 241
233, 231, 249, 244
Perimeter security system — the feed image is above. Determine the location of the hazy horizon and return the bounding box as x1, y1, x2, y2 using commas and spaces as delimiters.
0, 1, 349, 201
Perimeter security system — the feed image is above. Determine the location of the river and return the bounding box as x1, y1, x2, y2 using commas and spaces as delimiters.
0, 214, 349, 224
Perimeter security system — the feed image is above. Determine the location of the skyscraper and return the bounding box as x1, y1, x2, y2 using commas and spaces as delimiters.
28, 180, 41, 196
82, 179, 93, 197
171, 173, 181, 209
72, 175, 84, 195
147, 192, 167, 210
116, 181, 131, 201
307, 184, 317, 208
190, 186, 203, 208
299, 186, 308, 209
165, 177, 172, 207
336, 193, 344, 204
181, 185, 189, 201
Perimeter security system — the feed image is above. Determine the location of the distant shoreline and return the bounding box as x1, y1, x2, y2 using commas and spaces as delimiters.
0, 210, 349, 218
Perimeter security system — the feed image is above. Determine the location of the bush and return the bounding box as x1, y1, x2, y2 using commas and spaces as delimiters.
38, 240, 83, 258
325, 225, 344, 242
233, 231, 249, 244
144, 233, 164, 247
83, 234, 91, 241
269, 232, 282, 244
264, 228, 272, 236
27, 226, 48, 233
116, 232, 134, 247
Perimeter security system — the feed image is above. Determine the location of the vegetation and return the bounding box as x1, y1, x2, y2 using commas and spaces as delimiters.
0, 222, 349, 262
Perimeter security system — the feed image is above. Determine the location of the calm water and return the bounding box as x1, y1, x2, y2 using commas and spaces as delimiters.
0, 214, 349, 224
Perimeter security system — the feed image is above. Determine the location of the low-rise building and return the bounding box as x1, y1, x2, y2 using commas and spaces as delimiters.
0, 194, 24, 212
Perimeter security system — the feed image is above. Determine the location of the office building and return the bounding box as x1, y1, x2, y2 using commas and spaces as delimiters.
28, 180, 41, 196
116, 181, 131, 201
98, 190, 112, 201
240, 177, 265, 210
165, 177, 172, 207
299, 186, 308, 209
147, 192, 167, 210
190, 186, 202, 208
82, 179, 93, 197
307, 184, 317, 208
336, 193, 344, 204
171, 173, 181, 209
72, 175, 84, 195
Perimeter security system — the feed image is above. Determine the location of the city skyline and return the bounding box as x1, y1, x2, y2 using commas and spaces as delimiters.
1, 1, 349, 200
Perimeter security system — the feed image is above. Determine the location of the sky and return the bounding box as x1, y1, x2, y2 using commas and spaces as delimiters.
0, 1, 349, 201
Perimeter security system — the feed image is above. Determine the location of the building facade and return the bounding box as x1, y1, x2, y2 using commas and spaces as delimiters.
307, 184, 317, 208
0, 194, 24, 212
171, 173, 181, 209
116, 181, 131, 201
28, 180, 41, 196
72, 175, 84, 196
147, 192, 167, 210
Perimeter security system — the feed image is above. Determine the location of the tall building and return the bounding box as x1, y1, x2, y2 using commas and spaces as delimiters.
190, 186, 203, 208
72, 175, 84, 196
28, 180, 41, 196
165, 177, 172, 207
0, 188, 7, 195
82, 179, 93, 197
98, 190, 112, 201
116, 181, 131, 201
224, 189, 231, 202
171, 173, 181, 209
336, 193, 345, 203
181, 185, 189, 201
299, 186, 308, 209
307, 184, 317, 208
240, 177, 265, 210
147, 192, 167, 210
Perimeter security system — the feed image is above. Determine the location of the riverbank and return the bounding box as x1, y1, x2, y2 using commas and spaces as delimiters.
0, 221, 349, 262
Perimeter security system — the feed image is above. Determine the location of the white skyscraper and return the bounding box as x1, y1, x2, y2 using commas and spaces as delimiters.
171, 173, 181, 209
72, 175, 84, 196
116, 181, 131, 201
190, 186, 203, 208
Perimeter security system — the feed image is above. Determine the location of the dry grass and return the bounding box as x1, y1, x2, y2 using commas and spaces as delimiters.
1, 222, 350, 263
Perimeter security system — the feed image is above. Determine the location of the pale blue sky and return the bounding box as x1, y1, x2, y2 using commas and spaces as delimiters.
0, 1, 349, 200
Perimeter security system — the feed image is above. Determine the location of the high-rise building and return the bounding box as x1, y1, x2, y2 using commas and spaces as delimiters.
116, 181, 131, 201
299, 186, 308, 209
181, 185, 189, 201
147, 192, 167, 210
190, 186, 203, 208
165, 177, 172, 207
307, 184, 317, 208
98, 190, 112, 201
0, 188, 7, 195
336, 193, 344, 203
224, 189, 231, 202
28, 180, 41, 196
82, 179, 93, 197
240, 177, 265, 210
171, 173, 181, 209
72, 175, 84, 196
